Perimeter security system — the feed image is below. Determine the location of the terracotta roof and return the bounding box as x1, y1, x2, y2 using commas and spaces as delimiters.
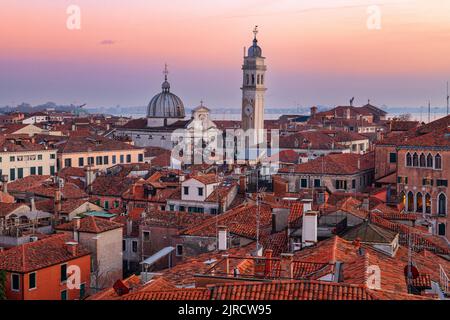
279, 152, 374, 175
141, 210, 213, 229
279, 131, 346, 150
122, 288, 210, 300
0, 233, 90, 273
181, 204, 272, 240
189, 174, 220, 185
56, 216, 123, 234
30, 182, 88, 200
7, 175, 52, 193
399, 127, 450, 148
90, 176, 139, 197
0, 203, 28, 217
56, 134, 143, 153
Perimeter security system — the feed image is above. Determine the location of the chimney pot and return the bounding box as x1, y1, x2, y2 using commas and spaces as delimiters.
218, 225, 228, 251
65, 241, 78, 256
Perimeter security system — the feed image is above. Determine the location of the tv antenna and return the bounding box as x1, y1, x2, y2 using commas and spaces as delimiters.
446, 81, 449, 116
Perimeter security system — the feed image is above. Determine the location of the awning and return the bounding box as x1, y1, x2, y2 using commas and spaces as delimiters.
140, 246, 175, 267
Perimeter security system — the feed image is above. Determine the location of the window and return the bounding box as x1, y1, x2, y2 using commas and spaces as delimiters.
60, 264, 68, 282
50, 153, 56, 159
397, 176, 402, 183
389, 153, 397, 163
143, 231, 150, 242
198, 187, 204, 196
10, 156, 15, 162
183, 186, 189, 195
37, 155, 42, 160
126, 154, 131, 163
179, 206, 185, 212
438, 193, 447, 216
88, 157, 94, 165
103, 156, 109, 165
79, 283, 86, 299
425, 193, 431, 214
426, 153, 433, 168
405, 177, 408, 184
114, 200, 120, 208
210, 208, 218, 215
96, 156, 102, 165
64, 159, 72, 167
169, 204, 175, 211
176, 244, 183, 257
438, 223, 446, 236
29, 272, 36, 290
10, 168, 15, 181
78, 157, 84, 167
352, 179, 356, 189
300, 179, 308, 188
11, 274, 20, 291
138, 154, 144, 162
120, 155, 124, 163
422, 178, 433, 186
112, 155, 117, 164
17, 168, 23, 179
122, 240, 126, 251
104, 201, 109, 209
437, 179, 448, 187
406, 153, 412, 166
314, 179, 321, 188
61, 290, 67, 301
38, 167, 43, 175
419, 153, 426, 167
407, 191, 414, 212
49, 166, 55, 176
335, 180, 347, 190
412, 153, 419, 167
435, 154, 442, 169
416, 193, 423, 213
30, 167, 36, 175
132, 241, 138, 253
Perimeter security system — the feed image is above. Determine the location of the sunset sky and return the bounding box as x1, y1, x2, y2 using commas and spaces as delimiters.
1, 0, 450, 110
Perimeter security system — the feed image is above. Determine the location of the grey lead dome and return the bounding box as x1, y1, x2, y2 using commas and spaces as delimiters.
147, 77, 185, 119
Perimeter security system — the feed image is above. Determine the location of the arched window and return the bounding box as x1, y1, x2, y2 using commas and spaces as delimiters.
425, 193, 431, 214
438, 223, 446, 236
438, 193, 447, 216
251, 74, 255, 85
407, 191, 414, 212
416, 193, 423, 213
261, 75, 264, 85
412, 153, 419, 167
426, 153, 433, 168
419, 153, 426, 167
246, 74, 249, 85
406, 153, 412, 167
257, 74, 260, 85
435, 154, 442, 169
399, 191, 406, 207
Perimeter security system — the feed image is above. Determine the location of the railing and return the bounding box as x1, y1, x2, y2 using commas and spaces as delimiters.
439, 264, 449, 295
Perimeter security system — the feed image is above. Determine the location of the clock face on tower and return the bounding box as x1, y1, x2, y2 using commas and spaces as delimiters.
244, 104, 254, 116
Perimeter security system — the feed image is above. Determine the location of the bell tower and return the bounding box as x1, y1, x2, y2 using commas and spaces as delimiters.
241, 26, 267, 144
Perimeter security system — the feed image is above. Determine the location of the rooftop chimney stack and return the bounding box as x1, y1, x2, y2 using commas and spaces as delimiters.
73, 216, 81, 242
218, 225, 228, 251
302, 211, 318, 247
55, 190, 62, 214
301, 199, 313, 213
280, 253, 294, 279
30, 197, 36, 212
65, 241, 78, 256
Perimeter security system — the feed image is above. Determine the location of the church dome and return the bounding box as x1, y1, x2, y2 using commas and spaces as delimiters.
248, 38, 262, 57
147, 66, 185, 119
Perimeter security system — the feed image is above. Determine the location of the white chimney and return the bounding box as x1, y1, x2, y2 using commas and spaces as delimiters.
73, 216, 81, 242
30, 197, 36, 211
218, 226, 228, 251
301, 199, 313, 213
302, 211, 318, 247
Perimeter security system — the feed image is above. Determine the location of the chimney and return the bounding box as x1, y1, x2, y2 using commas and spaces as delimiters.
264, 249, 273, 276
271, 208, 289, 233
357, 158, 361, 170
55, 190, 62, 214
1, 175, 8, 194
217, 225, 228, 251
126, 219, 133, 237
222, 254, 230, 276
65, 241, 78, 256
73, 216, 81, 242
84, 165, 96, 191
280, 253, 294, 279
30, 197, 36, 211
302, 211, 318, 247
301, 199, 313, 213
361, 197, 370, 211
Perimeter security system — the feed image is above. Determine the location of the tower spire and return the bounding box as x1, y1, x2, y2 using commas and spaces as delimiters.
163, 63, 169, 81
253, 25, 259, 40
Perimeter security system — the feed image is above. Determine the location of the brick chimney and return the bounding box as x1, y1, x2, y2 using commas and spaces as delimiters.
280, 253, 294, 279
264, 249, 273, 276
65, 241, 78, 256
73, 216, 81, 242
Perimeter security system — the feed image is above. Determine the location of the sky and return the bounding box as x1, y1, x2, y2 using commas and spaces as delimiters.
1, 0, 450, 110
